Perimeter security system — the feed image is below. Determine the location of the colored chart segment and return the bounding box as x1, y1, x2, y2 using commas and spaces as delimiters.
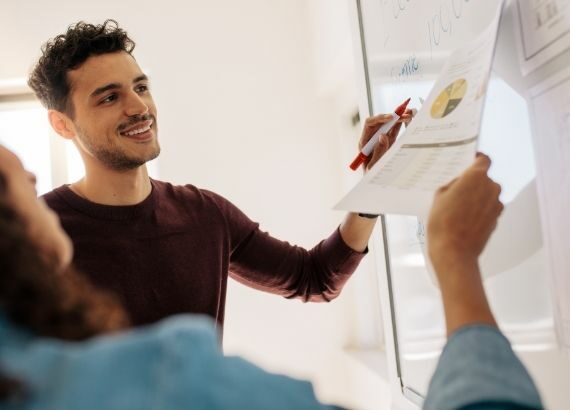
430, 79, 468, 119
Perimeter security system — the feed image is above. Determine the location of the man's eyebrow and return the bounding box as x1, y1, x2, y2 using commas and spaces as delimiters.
90, 83, 120, 98
134, 74, 148, 83
90, 75, 149, 98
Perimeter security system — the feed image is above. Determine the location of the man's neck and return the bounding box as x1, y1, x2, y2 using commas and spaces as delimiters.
70, 164, 152, 206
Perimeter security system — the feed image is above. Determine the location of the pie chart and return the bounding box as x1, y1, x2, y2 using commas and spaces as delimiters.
430, 79, 467, 119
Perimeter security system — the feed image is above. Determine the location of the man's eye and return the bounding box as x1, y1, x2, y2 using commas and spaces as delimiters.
136, 84, 149, 93
100, 94, 117, 104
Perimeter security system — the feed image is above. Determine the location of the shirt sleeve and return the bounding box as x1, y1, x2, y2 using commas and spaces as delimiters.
423, 325, 544, 410
204, 190, 366, 302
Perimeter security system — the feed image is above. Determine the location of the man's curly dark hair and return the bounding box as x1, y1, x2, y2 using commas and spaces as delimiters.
28, 19, 135, 117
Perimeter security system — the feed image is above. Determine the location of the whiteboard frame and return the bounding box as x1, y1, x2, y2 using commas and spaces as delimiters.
348, 1, 421, 408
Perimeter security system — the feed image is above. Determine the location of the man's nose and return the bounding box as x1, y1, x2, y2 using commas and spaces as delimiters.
124, 91, 149, 117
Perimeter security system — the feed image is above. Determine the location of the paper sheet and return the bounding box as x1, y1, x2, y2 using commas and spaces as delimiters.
515, 0, 570, 75
529, 66, 570, 351
335, 3, 504, 217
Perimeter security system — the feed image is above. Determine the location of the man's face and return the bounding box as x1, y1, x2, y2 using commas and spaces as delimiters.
66, 51, 160, 171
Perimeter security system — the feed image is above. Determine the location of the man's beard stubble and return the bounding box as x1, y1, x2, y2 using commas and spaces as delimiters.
75, 115, 160, 171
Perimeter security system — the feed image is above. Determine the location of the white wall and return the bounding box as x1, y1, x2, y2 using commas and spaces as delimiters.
1, 1, 388, 409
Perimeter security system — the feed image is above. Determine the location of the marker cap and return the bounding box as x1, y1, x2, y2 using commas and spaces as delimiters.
349, 152, 369, 171
395, 97, 411, 116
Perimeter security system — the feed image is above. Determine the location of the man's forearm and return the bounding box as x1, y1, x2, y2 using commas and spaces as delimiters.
433, 256, 497, 335
338, 212, 378, 253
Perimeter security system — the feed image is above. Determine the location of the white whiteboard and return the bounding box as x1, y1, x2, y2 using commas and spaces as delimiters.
354, 0, 570, 408
367, 1, 501, 81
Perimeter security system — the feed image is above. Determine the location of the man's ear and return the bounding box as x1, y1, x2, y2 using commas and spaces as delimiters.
48, 110, 76, 140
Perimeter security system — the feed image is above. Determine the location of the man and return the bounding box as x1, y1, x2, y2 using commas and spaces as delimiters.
28, 20, 409, 327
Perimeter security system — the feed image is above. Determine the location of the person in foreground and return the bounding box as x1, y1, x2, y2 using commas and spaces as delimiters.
0, 145, 542, 409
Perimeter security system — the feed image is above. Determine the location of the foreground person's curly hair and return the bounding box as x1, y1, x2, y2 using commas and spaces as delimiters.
0, 173, 130, 400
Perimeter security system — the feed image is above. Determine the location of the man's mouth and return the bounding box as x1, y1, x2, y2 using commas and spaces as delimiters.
119, 120, 153, 137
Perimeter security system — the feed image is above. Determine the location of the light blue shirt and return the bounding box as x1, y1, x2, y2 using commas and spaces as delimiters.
0, 315, 542, 409
424, 325, 543, 410
0, 315, 337, 410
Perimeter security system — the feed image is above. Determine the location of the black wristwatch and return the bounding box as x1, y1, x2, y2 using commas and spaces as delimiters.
358, 213, 379, 219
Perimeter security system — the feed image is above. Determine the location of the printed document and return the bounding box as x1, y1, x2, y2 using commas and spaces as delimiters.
335, 4, 503, 217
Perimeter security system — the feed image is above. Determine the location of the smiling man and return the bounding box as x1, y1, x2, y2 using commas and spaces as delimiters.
41, 45, 159, 205
28, 20, 401, 328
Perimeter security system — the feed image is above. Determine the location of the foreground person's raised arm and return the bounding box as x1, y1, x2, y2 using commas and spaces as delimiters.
423, 154, 543, 410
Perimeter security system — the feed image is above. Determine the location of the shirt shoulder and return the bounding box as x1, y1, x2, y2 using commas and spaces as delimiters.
151, 180, 256, 230
151, 180, 232, 207
0, 315, 335, 410
150, 180, 226, 211
41, 185, 71, 211
0, 315, 221, 409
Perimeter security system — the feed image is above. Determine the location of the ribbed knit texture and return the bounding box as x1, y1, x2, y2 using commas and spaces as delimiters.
43, 180, 365, 328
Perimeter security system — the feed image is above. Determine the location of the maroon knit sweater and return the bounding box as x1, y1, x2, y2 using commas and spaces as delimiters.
43, 180, 365, 328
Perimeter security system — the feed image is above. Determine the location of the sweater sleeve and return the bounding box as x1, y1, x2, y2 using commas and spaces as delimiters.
423, 325, 543, 410
204, 190, 366, 302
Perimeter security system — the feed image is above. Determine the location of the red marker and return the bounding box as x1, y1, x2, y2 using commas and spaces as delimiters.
349, 97, 411, 171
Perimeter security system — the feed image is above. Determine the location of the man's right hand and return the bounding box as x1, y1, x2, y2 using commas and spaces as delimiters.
358, 110, 414, 171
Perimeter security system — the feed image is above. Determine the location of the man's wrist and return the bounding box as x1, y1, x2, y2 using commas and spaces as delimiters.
429, 247, 480, 285
429, 242, 477, 271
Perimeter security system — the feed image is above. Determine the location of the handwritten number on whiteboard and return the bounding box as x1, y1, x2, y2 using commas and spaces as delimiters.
427, 0, 468, 58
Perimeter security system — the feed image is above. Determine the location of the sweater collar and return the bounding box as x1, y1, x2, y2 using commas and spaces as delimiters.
50, 179, 158, 221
